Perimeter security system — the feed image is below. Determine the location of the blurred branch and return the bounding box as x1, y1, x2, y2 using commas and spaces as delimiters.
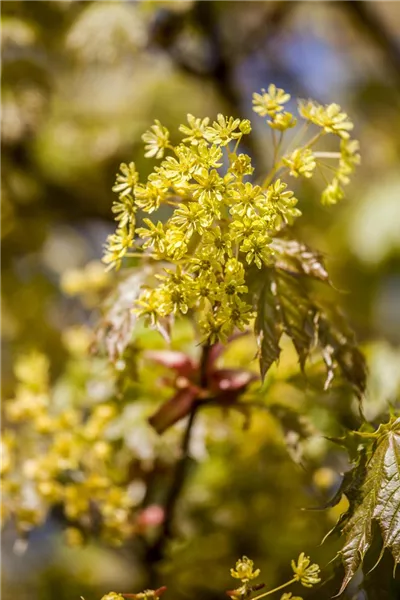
146, 344, 212, 572
148, 1, 257, 157
233, 0, 294, 58
341, 0, 400, 87
242, 1, 310, 101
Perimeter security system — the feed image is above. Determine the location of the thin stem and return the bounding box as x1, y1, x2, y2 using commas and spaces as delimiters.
277, 131, 284, 157
147, 344, 212, 567
272, 130, 284, 165
233, 134, 243, 155
316, 161, 339, 174
304, 130, 324, 149
316, 164, 331, 186
261, 161, 284, 188
314, 151, 341, 159
271, 129, 278, 162
283, 121, 309, 155
251, 578, 297, 600
125, 252, 157, 259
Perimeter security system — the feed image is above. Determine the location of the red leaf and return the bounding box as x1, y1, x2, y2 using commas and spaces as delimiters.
148, 386, 200, 434
144, 350, 198, 378
211, 368, 258, 393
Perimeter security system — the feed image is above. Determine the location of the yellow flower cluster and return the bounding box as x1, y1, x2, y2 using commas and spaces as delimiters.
226, 553, 320, 600
1, 350, 139, 544
97, 554, 320, 600
103, 86, 359, 343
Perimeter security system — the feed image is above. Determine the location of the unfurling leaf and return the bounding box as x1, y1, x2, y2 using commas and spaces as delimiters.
335, 417, 400, 594
93, 266, 158, 360
271, 238, 330, 282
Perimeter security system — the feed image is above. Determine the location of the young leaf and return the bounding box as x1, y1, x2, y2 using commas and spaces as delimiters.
271, 238, 330, 282
254, 273, 282, 379
317, 310, 367, 399
94, 266, 157, 360
337, 417, 400, 594
148, 386, 200, 434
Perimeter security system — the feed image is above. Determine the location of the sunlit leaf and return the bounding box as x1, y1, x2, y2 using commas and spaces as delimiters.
250, 240, 367, 395
317, 309, 367, 399
336, 417, 400, 594
274, 271, 316, 370
271, 237, 330, 282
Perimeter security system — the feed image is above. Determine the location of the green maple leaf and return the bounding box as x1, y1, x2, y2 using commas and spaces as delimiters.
249, 238, 366, 396
337, 416, 400, 594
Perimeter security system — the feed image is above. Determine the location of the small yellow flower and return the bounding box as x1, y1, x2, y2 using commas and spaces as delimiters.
170, 202, 212, 235
228, 153, 254, 178
199, 311, 232, 345
298, 100, 353, 139
240, 233, 273, 269
229, 182, 265, 219
201, 226, 232, 263
321, 178, 344, 206
239, 119, 252, 135
252, 84, 290, 118
221, 299, 254, 331
179, 113, 210, 145
268, 112, 297, 131
282, 148, 316, 179
136, 219, 166, 255
135, 289, 163, 327
230, 556, 261, 582
102, 225, 134, 270
142, 119, 170, 159
291, 553, 321, 588
205, 114, 242, 146
191, 168, 225, 204
160, 144, 197, 184
134, 181, 166, 213
265, 179, 301, 226
338, 138, 360, 184
112, 162, 139, 198
195, 141, 223, 169
165, 226, 189, 260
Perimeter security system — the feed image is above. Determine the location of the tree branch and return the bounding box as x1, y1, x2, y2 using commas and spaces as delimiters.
340, 0, 400, 87
146, 344, 212, 568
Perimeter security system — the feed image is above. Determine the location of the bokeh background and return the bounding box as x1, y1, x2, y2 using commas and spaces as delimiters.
2, 1, 400, 599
